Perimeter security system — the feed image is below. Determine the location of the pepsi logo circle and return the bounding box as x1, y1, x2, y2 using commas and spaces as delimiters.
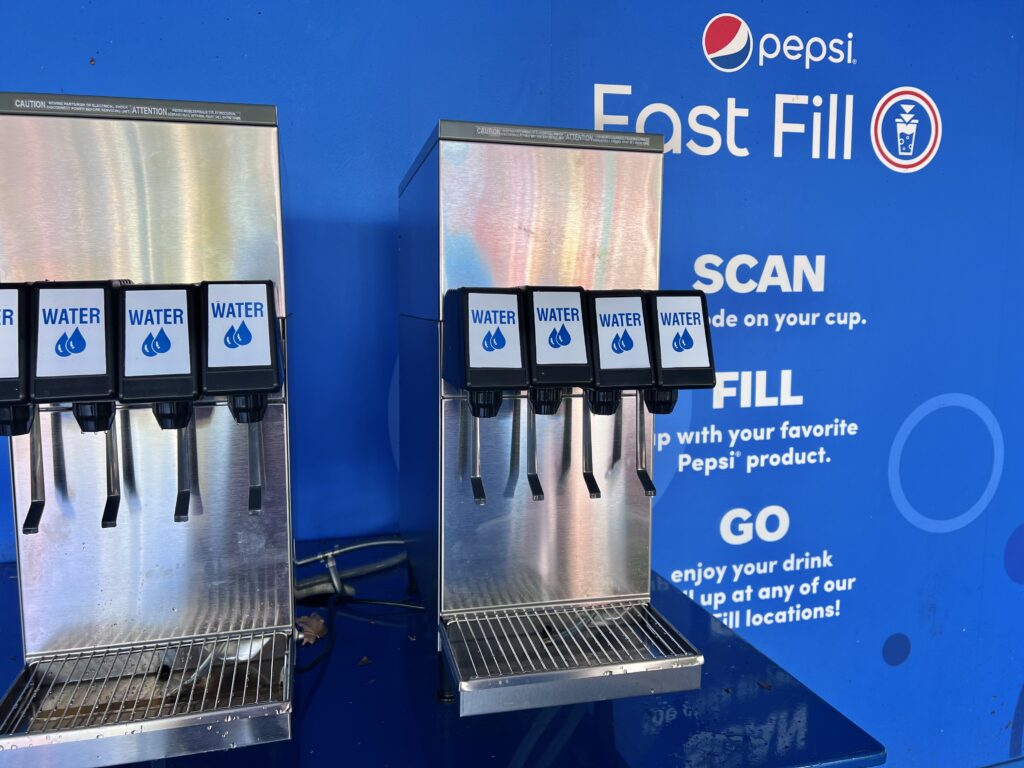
703, 13, 753, 72
871, 86, 942, 173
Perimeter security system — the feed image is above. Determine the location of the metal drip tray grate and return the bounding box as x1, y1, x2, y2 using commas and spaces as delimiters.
441, 599, 702, 716
0, 629, 291, 739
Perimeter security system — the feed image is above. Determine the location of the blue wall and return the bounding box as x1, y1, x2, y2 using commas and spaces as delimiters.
2, 2, 1022, 766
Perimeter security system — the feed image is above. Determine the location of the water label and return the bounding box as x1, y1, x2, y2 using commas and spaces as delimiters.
35, 287, 108, 378
124, 289, 192, 378
466, 292, 523, 370
656, 295, 711, 369
207, 284, 272, 369
0, 289, 19, 380
594, 296, 650, 370
532, 291, 588, 366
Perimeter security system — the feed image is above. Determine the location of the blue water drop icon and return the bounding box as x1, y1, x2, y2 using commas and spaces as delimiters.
672, 328, 694, 353
234, 321, 253, 346
620, 329, 634, 351
556, 324, 571, 347
142, 332, 158, 357
491, 327, 506, 350
153, 327, 172, 354
55, 332, 71, 358
482, 330, 494, 352
224, 324, 239, 349
67, 327, 87, 354
548, 327, 560, 349
611, 333, 623, 355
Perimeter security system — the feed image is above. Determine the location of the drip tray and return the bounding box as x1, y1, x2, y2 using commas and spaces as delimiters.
441, 599, 702, 716
0, 629, 292, 766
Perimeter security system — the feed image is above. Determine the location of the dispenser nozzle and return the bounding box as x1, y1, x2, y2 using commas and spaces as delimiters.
0, 403, 34, 437
643, 388, 678, 415
228, 393, 268, 424
581, 397, 601, 499
247, 421, 266, 514
100, 417, 121, 528
22, 413, 46, 534
526, 403, 544, 501
634, 391, 656, 497
73, 402, 116, 433
470, 412, 486, 504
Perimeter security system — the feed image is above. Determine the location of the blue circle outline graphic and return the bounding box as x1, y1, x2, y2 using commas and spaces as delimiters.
888, 393, 1003, 533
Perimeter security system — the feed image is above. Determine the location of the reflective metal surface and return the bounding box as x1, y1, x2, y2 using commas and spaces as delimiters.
437, 139, 661, 323
442, 394, 652, 612
11, 404, 293, 655
0, 103, 292, 764
441, 599, 701, 717
0, 628, 290, 739
0, 115, 286, 312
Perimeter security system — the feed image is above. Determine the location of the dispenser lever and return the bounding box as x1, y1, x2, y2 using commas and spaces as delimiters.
101, 418, 121, 528
582, 398, 601, 499
634, 391, 656, 497
526, 404, 544, 501
248, 421, 265, 514
174, 425, 193, 522
22, 413, 46, 535
470, 413, 486, 505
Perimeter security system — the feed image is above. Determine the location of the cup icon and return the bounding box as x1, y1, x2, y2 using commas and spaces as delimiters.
896, 103, 919, 157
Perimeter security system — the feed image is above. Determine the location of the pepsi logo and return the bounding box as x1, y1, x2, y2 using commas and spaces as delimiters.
870, 86, 942, 173
703, 13, 753, 73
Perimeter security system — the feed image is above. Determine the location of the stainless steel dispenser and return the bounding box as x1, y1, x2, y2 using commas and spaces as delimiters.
399, 121, 705, 717
0, 94, 293, 765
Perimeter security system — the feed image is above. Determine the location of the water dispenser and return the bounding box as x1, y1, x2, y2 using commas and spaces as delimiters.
442, 287, 529, 503
522, 286, 593, 500
200, 280, 281, 513
29, 281, 120, 530
0, 92, 294, 765
118, 284, 200, 521
644, 289, 716, 414
399, 120, 707, 716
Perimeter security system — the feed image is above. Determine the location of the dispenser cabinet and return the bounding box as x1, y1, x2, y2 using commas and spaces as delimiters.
399, 121, 705, 717
0, 94, 292, 765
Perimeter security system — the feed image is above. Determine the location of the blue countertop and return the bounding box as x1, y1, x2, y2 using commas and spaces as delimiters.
0, 545, 884, 767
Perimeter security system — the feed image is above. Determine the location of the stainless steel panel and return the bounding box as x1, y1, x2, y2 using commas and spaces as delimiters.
435, 139, 662, 609
0, 115, 286, 311
11, 404, 292, 656
437, 140, 661, 321
441, 394, 652, 613
440, 599, 701, 717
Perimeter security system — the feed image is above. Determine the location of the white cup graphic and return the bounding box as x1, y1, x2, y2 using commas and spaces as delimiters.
896, 103, 919, 157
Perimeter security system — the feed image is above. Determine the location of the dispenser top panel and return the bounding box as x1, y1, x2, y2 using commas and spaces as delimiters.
0, 94, 285, 312
398, 121, 663, 323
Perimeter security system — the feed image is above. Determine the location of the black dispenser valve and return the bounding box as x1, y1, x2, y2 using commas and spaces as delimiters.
584, 290, 656, 497
523, 286, 593, 500
119, 284, 200, 521
200, 281, 282, 514
643, 290, 717, 415
442, 288, 529, 504
30, 282, 120, 529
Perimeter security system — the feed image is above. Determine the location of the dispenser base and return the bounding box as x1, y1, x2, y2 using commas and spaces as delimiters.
0, 628, 292, 767
439, 598, 702, 717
